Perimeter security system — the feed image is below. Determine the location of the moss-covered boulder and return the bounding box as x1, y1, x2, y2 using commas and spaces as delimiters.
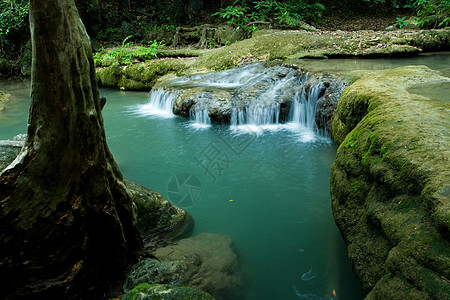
96, 58, 196, 90
125, 180, 193, 250
330, 66, 450, 299
149, 233, 242, 299
122, 283, 215, 300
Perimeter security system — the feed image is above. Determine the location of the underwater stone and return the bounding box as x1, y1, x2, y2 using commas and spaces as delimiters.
153, 232, 242, 299
122, 283, 215, 300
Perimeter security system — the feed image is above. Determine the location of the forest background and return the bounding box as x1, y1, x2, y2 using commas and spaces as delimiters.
0, 0, 449, 77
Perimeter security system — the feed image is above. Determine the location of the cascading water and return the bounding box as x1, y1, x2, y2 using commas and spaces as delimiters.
132, 62, 341, 141
132, 89, 177, 118
189, 105, 212, 129
285, 82, 325, 142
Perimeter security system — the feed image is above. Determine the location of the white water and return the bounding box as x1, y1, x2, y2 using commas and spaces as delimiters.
132, 89, 177, 118
134, 64, 328, 141
189, 106, 212, 129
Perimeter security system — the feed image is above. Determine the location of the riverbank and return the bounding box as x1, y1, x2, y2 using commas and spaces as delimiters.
95, 27, 450, 91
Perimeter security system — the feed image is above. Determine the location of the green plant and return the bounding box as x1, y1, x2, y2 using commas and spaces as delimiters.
0, 0, 30, 57
396, 16, 409, 28
93, 36, 164, 67
212, 0, 325, 31
212, 1, 254, 28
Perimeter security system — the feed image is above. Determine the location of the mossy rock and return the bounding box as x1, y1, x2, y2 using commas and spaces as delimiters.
125, 180, 194, 250
330, 66, 450, 299
196, 29, 450, 72
122, 283, 215, 300
97, 58, 195, 90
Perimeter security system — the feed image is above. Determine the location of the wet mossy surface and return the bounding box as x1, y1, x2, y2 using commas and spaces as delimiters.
122, 283, 215, 300
330, 66, 450, 299
95, 28, 450, 90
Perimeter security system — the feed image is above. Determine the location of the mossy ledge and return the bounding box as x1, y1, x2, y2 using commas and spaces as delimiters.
331, 66, 450, 299
95, 28, 450, 90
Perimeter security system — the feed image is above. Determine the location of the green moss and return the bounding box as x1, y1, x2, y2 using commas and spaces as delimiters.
122, 283, 216, 300
97, 65, 121, 87
330, 65, 450, 299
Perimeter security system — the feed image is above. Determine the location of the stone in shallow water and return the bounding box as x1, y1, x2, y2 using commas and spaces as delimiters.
125, 232, 241, 299
122, 283, 215, 300
155, 232, 242, 299
123, 258, 184, 291
125, 179, 194, 250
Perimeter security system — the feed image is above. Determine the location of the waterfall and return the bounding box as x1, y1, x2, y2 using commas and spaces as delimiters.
230, 103, 281, 134
133, 89, 177, 118
131, 62, 339, 142
189, 106, 211, 129
288, 82, 323, 128
286, 82, 324, 142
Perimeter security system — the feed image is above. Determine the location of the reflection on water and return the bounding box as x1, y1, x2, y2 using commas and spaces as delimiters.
294, 52, 450, 77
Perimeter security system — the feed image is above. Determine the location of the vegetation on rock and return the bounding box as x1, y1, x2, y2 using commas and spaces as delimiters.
331, 66, 450, 299
122, 283, 216, 300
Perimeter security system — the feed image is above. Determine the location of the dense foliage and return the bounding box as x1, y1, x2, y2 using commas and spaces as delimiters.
0, 0, 448, 75
93, 35, 164, 66
0, 0, 29, 59
212, 0, 325, 30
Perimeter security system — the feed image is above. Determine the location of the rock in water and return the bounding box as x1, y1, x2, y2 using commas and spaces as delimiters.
126, 232, 242, 299
122, 283, 215, 300
125, 180, 194, 250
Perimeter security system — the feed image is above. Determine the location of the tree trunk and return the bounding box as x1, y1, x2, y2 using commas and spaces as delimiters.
0, 0, 142, 299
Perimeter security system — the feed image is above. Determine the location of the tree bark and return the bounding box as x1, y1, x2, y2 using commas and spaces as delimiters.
0, 0, 142, 299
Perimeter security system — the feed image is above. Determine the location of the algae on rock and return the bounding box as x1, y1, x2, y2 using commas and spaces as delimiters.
331, 66, 450, 299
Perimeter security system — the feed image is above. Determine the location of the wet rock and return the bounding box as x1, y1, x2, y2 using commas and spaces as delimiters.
122, 283, 215, 300
125, 180, 194, 250
96, 58, 194, 90
165, 62, 345, 132
146, 232, 242, 299
331, 66, 450, 299
168, 63, 304, 122
123, 258, 185, 291
0, 90, 11, 112
0, 134, 24, 171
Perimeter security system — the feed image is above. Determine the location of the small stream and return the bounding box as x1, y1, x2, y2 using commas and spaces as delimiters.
0, 53, 449, 300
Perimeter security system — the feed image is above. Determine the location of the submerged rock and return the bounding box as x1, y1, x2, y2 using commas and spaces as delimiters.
122, 283, 215, 300
123, 258, 185, 291
331, 66, 450, 299
154, 233, 242, 299
0, 90, 11, 112
126, 232, 241, 299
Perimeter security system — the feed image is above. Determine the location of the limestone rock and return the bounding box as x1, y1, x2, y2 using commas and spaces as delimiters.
125, 180, 194, 250
123, 258, 185, 291
0, 134, 25, 171
122, 283, 215, 300
152, 232, 242, 299
330, 66, 450, 299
